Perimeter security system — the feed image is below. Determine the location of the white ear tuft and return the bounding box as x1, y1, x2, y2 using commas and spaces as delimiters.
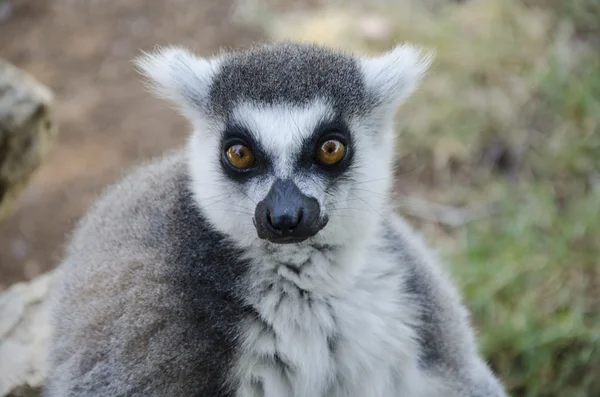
134, 46, 219, 115
361, 44, 433, 109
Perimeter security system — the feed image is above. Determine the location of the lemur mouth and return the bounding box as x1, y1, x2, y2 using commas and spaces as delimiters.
264, 235, 313, 245
255, 215, 328, 245
254, 179, 327, 244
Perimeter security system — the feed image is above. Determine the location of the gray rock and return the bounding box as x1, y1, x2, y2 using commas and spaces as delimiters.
0, 271, 54, 397
0, 59, 56, 221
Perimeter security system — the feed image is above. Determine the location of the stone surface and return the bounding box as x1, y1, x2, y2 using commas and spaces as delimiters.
0, 59, 56, 222
0, 271, 54, 397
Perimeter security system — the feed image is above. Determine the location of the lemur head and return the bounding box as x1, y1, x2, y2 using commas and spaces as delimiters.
136, 42, 431, 248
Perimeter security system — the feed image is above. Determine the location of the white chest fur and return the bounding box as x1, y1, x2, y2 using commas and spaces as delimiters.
233, 243, 429, 397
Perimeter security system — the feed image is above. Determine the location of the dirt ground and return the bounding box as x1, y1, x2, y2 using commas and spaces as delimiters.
0, 0, 264, 290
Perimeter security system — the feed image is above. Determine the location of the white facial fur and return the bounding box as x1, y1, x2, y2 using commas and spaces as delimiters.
186, 99, 395, 248
135, 43, 432, 249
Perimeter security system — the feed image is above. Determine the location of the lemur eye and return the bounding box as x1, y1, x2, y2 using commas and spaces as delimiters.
226, 144, 255, 169
316, 139, 346, 166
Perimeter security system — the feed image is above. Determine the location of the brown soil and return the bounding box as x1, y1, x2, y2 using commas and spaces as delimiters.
0, 0, 263, 290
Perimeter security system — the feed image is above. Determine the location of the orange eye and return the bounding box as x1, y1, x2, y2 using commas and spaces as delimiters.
226, 144, 255, 169
316, 139, 346, 166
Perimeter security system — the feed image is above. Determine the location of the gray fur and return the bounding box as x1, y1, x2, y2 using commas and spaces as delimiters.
44, 42, 507, 397
44, 154, 250, 396
209, 42, 370, 117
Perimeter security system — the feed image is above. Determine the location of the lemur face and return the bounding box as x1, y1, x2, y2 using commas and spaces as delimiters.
136, 42, 431, 247
217, 100, 354, 244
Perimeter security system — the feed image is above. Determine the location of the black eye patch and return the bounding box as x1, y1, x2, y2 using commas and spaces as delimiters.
295, 117, 355, 178
219, 121, 271, 181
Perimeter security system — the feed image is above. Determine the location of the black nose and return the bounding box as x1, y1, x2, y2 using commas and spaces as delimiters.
266, 208, 303, 233
254, 179, 327, 244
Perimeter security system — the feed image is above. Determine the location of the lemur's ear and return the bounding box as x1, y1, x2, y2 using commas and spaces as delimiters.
360, 44, 433, 110
134, 46, 219, 116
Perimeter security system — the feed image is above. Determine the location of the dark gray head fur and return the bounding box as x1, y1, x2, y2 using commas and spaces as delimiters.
208, 42, 370, 117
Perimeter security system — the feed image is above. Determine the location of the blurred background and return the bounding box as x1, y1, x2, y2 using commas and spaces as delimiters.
0, 0, 598, 396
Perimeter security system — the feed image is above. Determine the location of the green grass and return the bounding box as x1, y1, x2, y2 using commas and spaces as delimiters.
451, 48, 600, 395
257, 0, 600, 394
453, 182, 600, 396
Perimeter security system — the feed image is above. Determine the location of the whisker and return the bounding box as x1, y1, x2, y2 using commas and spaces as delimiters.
203, 195, 236, 208
328, 207, 374, 212
352, 163, 423, 186
226, 203, 255, 212
327, 196, 382, 207
197, 190, 256, 210
240, 191, 258, 205
203, 209, 255, 216
328, 214, 361, 221
349, 191, 390, 225
353, 176, 395, 185
196, 192, 231, 202
189, 182, 258, 204
352, 188, 392, 197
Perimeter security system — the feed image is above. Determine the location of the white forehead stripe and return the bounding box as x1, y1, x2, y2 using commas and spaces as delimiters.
230, 100, 336, 179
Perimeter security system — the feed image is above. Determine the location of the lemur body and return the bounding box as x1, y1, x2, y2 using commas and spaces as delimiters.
44, 42, 507, 397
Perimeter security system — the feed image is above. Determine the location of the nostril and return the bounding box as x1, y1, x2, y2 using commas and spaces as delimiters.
266, 209, 276, 228
293, 208, 304, 229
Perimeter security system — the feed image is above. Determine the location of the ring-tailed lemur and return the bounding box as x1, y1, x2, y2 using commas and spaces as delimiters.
44, 41, 507, 397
